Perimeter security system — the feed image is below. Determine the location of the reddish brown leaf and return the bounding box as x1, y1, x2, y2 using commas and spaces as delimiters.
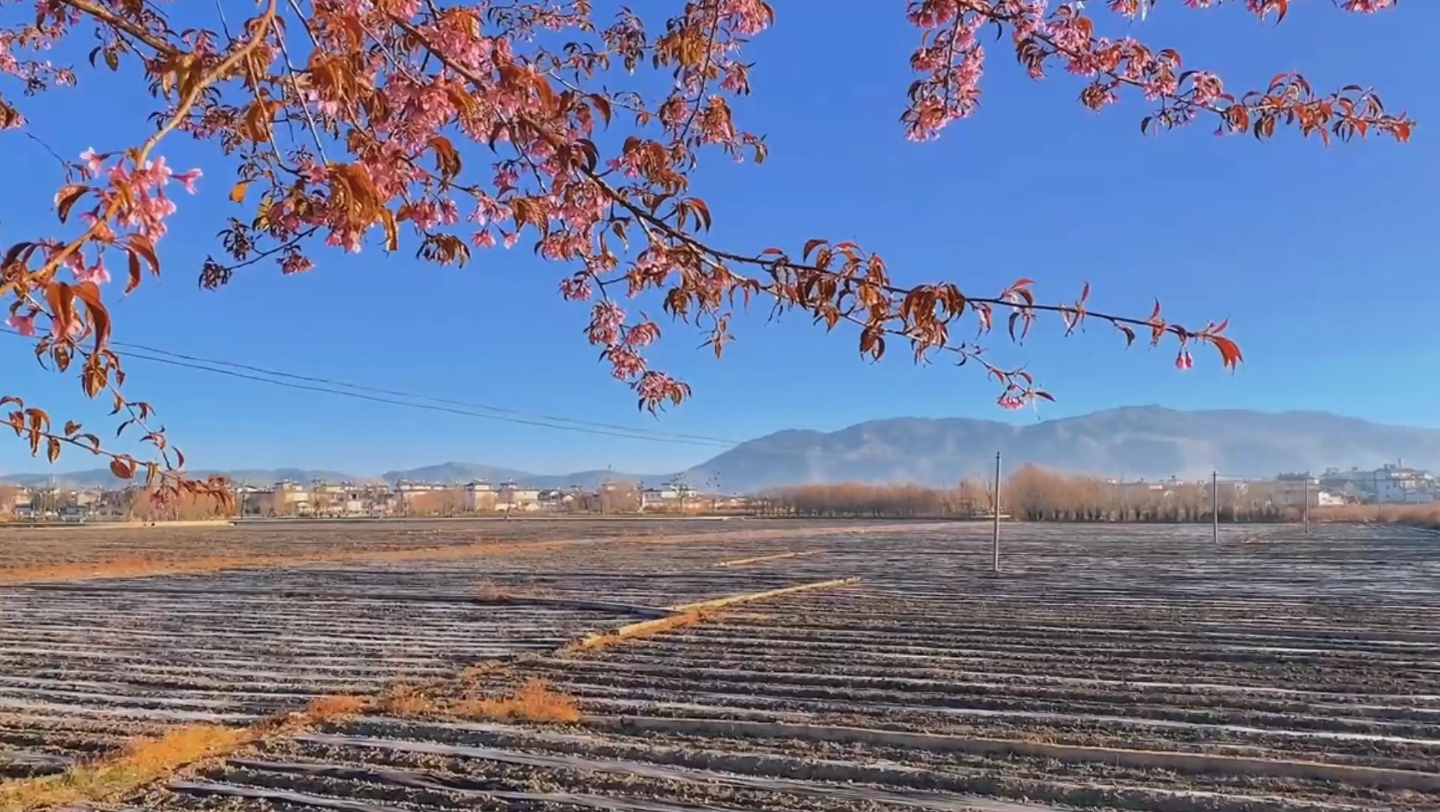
109, 457, 135, 480
55, 185, 90, 224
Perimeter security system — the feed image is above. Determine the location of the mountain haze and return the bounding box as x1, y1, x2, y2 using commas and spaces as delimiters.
694, 407, 1440, 491
5, 408, 1436, 493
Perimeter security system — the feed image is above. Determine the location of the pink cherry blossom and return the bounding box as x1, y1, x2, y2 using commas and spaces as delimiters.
172, 168, 203, 194
79, 147, 103, 174
0, 0, 1409, 432
74, 257, 110, 285
6, 314, 36, 337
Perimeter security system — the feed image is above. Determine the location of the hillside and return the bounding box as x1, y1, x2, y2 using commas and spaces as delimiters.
1, 463, 644, 491
684, 407, 1440, 491
6, 407, 1437, 493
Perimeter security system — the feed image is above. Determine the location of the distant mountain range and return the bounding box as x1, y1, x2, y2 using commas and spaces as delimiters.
5, 407, 1437, 493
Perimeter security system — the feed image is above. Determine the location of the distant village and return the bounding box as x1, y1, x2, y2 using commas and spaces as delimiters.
1103, 463, 1439, 509
0, 476, 749, 522
0, 462, 1434, 523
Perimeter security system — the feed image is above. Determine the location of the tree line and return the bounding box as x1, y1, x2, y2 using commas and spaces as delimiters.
758, 465, 1293, 523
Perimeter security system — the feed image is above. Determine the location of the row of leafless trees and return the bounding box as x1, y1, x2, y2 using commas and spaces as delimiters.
758, 465, 1293, 522
754, 481, 991, 518
122, 488, 231, 521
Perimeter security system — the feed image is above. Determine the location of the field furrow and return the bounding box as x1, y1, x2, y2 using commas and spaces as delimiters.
3, 518, 1438, 812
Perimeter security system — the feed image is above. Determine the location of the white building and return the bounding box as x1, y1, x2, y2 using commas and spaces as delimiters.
462, 480, 496, 512
1375, 466, 1436, 503
640, 478, 698, 511
497, 481, 540, 511
1318, 464, 1437, 504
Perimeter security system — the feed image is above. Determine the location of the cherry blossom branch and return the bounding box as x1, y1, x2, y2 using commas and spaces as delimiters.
10, 0, 1405, 438
390, 5, 1243, 410
56, 0, 178, 55
0, 393, 203, 489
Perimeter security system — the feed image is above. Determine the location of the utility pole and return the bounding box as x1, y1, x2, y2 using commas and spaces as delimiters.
1211, 471, 1219, 545
1118, 472, 1126, 522
1303, 477, 1311, 535
992, 452, 1002, 573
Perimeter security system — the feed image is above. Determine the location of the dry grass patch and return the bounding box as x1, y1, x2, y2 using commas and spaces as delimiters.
0, 724, 250, 812
475, 582, 509, 603
1314, 503, 1440, 529
715, 550, 819, 568
304, 694, 369, 721
0, 665, 518, 809
453, 678, 581, 724
459, 662, 511, 687
565, 578, 861, 655
376, 684, 440, 717
566, 609, 708, 654
0, 538, 582, 586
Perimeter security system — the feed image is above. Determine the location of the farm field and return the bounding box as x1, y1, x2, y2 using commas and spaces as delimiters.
0, 517, 844, 576
3, 520, 1440, 812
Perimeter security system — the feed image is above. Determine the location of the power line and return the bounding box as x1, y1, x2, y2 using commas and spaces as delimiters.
110, 337, 740, 445
0, 328, 998, 464
0, 327, 738, 449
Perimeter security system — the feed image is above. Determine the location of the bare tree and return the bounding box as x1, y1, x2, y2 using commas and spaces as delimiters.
759, 470, 1288, 523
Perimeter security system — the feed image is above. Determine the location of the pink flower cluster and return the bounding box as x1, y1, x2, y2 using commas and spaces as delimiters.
1175, 0, 1396, 15
11, 149, 202, 306
0, 9, 75, 129
77, 148, 201, 245
901, 0, 1392, 143
6, 314, 36, 336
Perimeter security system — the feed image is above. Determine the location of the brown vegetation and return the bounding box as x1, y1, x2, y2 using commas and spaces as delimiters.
0, 537, 583, 586
1313, 503, 1440, 529
569, 578, 862, 654
304, 694, 368, 721
124, 487, 233, 521
759, 481, 989, 518
0, 484, 20, 519
715, 550, 819, 568
599, 481, 643, 514
761, 465, 1291, 523
0, 724, 250, 811
374, 683, 439, 717
568, 609, 710, 654
453, 678, 581, 725
404, 489, 465, 517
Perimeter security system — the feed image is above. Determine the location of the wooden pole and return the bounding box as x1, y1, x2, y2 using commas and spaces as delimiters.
992, 452, 1002, 573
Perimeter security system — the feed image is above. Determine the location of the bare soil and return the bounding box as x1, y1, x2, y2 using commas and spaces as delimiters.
3, 520, 1437, 811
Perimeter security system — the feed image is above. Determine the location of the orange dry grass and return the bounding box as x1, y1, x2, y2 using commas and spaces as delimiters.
475, 582, 509, 602
0, 538, 579, 586
460, 662, 510, 685
566, 578, 860, 655
0, 723, 250, 812
453, 678, 581, 724
1313, 503, 1440, 528
118, 724, 250, 774
376, 684, 439, 717
305, 694, 369, 721
0, 681, 428, 810
566, 609, 708, 654
714, 549, 819, 568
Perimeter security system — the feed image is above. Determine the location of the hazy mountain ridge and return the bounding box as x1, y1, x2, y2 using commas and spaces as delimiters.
6, 407, 1437, 493
694, 407, 1440, 491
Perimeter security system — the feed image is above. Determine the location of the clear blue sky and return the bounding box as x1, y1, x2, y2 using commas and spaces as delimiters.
1, 3, 1436, 476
